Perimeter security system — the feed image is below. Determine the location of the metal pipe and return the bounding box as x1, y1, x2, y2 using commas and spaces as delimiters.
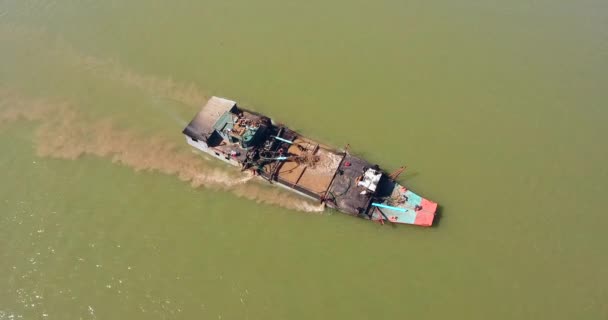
273, 136, 293, 144
371, 202, 407, 212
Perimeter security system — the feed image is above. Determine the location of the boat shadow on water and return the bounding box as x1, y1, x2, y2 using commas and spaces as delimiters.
431, 205, 443, 228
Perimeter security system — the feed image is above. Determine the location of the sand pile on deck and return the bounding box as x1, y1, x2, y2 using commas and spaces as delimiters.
313, 149, 342, 173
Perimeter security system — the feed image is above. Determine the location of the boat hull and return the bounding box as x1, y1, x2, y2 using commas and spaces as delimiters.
183, 97, 438, 227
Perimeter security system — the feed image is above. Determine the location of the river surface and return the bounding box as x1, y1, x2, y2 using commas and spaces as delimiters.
1, 1, 607, 319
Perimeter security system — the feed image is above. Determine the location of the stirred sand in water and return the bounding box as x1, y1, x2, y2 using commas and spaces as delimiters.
0, 89, 324, 212
0, 24, 323, 212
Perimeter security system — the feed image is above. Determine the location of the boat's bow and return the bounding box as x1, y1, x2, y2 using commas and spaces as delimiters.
371, 183, 437, 227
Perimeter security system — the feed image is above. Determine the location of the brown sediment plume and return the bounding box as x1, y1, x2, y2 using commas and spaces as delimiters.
0, 90, 324, 212
0, 89, 68, 123
71, 53, 209, 108
49, 31, 209, 109
0, 23, 209, 109
0, 25, 323, 211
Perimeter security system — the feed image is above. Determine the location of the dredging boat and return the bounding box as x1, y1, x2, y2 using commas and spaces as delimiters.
182, 97, 438, 226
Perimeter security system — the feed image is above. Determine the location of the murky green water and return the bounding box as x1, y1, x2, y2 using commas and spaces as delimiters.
1, 1, 607, 319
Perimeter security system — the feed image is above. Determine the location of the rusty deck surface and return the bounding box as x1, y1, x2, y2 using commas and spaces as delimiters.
274, 137, 343, 197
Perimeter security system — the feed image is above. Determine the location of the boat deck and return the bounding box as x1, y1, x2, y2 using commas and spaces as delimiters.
210, 142, 248, 163
372, 180, 438, 226
325, 154, 376, 215
272, 137, 344, 199
205, 110, 267, 163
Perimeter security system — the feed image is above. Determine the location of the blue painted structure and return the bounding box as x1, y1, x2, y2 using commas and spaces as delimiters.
273, 136, 293, 144
372, 202, 407, 212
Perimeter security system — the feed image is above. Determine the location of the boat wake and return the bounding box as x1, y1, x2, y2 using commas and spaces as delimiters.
0, 22, 209, 110
0, 89, 325, 213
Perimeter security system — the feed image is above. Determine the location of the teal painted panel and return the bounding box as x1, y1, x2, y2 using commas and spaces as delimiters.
404, 190, 422, 206
383, 207, 417, 224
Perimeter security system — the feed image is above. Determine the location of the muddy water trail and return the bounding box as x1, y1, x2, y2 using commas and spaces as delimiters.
1, 1, 607, 319
0, 89, 323, 212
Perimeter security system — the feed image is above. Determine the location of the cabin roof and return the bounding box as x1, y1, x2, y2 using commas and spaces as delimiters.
213, 111, 235, 133
182, 96, 236, 141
